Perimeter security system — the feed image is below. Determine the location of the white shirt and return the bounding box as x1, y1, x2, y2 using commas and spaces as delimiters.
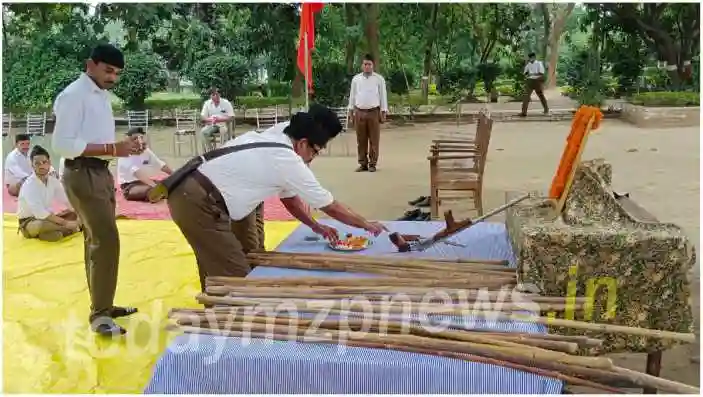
4, 148, 32, 185
199, 122, 334, 221
52, 73, 116, 160
16, 173, 72, 220
348, 73, 389, 112
201, 98, 234, 128
117, 148, 166, 184
524, 61, 546, 79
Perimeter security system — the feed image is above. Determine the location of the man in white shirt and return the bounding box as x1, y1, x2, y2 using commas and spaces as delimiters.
17, 145, 81, 241
520, 52, 550, 116
4, 134, 33, 196
200, 87, 234, 152
166, 104, 387, 292
117, 127, 173, 202
52, 43, 143, 337
347, 54, 388, 173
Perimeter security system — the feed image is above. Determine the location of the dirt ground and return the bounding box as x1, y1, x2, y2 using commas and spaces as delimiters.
11, 115, 700, 390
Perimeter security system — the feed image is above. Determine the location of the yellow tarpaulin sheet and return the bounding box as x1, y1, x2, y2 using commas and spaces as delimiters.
2, 214, 299, 393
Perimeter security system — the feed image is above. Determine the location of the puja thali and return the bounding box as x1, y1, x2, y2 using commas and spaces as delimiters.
328, 233, 372, 251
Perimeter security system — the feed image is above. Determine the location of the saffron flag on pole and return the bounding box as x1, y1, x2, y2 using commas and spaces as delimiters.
297, 2, 325, 90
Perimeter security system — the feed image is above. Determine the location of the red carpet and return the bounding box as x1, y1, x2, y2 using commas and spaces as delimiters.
2, 184, 295, 221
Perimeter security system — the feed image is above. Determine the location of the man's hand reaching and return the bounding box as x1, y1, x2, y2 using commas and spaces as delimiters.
312, 224, 340, 243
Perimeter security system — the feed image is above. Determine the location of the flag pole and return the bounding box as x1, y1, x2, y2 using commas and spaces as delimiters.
304, 32, 310, 111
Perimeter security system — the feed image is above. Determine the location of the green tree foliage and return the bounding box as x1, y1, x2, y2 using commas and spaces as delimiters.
388, 70, 416, 96
189, 55, 250, 101
112, 52, 167, 110
312, 62, 352, 107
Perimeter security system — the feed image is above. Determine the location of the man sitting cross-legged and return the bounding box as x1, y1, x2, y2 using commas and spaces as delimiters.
17, 145, 81, 242
117, 127, 173, 202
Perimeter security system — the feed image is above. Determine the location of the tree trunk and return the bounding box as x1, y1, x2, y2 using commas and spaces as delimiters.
540, 3, 551, 61
364, 3, 381, 72
344, 4, 357, 74
421, 3, 440, 103
546, 3, 575, 90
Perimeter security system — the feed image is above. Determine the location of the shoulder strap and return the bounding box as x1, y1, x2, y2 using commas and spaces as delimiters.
202, 142, 292, 161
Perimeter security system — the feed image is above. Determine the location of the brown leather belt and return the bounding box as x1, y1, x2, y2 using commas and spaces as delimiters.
191, 170, 229, 216
355, 107, 380, 112
65, 157, 109, 169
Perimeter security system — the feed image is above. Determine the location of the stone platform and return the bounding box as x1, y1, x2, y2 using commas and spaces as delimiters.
505, 159, 695, 353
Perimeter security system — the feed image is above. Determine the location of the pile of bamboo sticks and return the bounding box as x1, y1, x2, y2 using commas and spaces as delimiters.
168, 252, 699, 394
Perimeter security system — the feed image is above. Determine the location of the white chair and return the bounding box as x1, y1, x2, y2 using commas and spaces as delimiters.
25, 113, 46, 137
127, 110, 150, 132
173, 109, 198, 157
2, 113, 12, 138
255, 107, 278, 132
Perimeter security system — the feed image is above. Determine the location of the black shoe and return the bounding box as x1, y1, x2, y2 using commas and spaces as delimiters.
368, 165, 377, 172
397, 208, 421, 221
91, 316, 127, 337
518, 113, 527, 117
355, 165, 368, 172
414, 197, 431, 207
110, 306, 138, 319
408, 196, 428, 206
418, 212, 431, 221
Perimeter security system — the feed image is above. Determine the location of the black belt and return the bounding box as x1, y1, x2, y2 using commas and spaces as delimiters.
190, 170, 229, 216
65, 157, 109, 169
355, 107, 380, 112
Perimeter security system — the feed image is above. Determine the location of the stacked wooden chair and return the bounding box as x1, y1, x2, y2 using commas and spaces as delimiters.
428, 111, 494, 219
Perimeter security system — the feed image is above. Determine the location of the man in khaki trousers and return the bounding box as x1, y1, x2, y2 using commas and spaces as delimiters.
52, 44, 143, 337
348, 54, 388, 173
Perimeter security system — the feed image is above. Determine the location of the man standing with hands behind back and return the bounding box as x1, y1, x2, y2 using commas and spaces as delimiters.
348, 54, 388, 173
52, 43, 143, 337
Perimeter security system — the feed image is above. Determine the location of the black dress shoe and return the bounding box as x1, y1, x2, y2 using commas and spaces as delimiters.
397, 208, 421, 221
408, 196, 428, 206
91, 317, 127, 337
110, 306, 138, 318
418, 212, 432, 221
355, 165, 368, 172
368, 165, 377, 172
414, 197, 431, 207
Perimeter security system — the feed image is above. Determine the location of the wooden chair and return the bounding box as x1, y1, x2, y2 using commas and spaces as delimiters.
127, 110, 150, 145
256, 106, 278, 132
173, 109, 198, 157
322, 107, 352, 157
2, 113, 12, 138
428, 112, 494, 219
25, 113, 46, 137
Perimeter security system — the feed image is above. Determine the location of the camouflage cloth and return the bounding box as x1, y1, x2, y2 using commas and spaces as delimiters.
505, 159, 695, 353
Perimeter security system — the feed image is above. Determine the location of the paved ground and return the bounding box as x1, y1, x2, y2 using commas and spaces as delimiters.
5, 114, 700, 391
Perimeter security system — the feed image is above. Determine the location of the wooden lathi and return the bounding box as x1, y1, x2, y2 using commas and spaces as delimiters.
167, 309, 700, 394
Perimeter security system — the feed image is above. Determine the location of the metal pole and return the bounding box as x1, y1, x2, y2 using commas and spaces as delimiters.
304, 32, 310, 111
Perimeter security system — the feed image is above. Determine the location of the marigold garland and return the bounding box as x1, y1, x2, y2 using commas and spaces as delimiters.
548, 106, 604, 200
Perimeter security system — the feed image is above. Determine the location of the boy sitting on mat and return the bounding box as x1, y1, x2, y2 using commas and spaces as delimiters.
17, 145, 81, 242
117, 127, 173, 202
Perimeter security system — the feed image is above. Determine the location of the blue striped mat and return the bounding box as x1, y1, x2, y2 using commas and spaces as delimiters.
144, 221, 563, 394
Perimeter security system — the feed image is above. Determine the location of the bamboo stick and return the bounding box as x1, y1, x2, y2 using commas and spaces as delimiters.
209, 276, 515, 290
610, 366, 700, 394
249, 258, 515, 277
196, 294, 583, 314
247, 258, 517, 281
176, 319, 614, 369
250, 251, 510, 267
171, 325, 625, 393
203, 285, 576, 303
193, 294, 696, 343
168, 307, 603, 348
171, 312, 580, 354
207, 276, 513, 289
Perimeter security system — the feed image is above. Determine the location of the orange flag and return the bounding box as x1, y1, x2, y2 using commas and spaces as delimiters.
297, 2, 325, 90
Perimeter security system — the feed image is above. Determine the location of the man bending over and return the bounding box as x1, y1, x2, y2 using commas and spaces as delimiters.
117, 127, 173, 202
17, 145, 81, 241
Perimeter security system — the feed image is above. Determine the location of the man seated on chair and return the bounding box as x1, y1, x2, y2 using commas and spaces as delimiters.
200, 87, 234, 151
4, 134, 33, 197
117, 127, 173, 202
17, 145, 81, 242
